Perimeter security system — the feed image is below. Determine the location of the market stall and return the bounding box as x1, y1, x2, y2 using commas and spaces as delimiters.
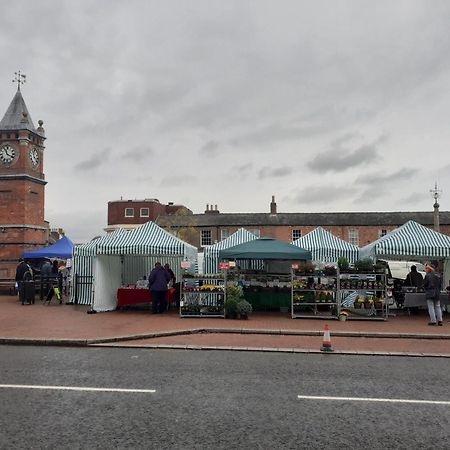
23, 235, 74, 260
293, 227, 359, 263
359, 220, 450, 310
117, 286, 177, 308
203, 228, 259, 274
219, 237, 312, 312
73, 222, 197, 312
72, 228, 126, 305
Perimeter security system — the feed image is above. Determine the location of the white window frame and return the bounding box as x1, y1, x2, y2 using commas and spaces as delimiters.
140, 207, 149, 218
124, 208, 134, 218
292, 229, 302, 242
348, 228, 359, 246
220, 229, 230, 241
200, 230, 212, 247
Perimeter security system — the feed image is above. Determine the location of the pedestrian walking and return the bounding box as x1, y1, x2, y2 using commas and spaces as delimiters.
148, 262, 171, 314
423, 264, 442, 326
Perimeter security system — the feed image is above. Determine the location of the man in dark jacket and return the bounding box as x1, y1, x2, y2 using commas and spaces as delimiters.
423, 264, 442, 326
404, 265, 424, 290
148, 262, 171, 314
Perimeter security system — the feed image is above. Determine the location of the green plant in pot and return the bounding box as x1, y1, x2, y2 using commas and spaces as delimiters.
236, 300, 253, 319
337, 257, 349, 272
354, 258, 374, 273
225, 282, 244, 319
224, 297, 239, 319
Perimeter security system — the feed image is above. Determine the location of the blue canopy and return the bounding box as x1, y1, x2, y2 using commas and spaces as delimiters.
23, 236, 74, 259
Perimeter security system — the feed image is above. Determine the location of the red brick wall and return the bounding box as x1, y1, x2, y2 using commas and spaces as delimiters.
108, 200, 190, 226
0, 131, 46, 279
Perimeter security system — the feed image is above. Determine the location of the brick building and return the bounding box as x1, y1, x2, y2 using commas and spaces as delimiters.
105, 198, 191, 232
155, 196, 450, 250
0, 84, 48, 279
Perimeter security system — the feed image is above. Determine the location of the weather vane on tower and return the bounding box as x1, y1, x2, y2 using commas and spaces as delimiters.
430, 182, 442, 207
12, 71, 26, 91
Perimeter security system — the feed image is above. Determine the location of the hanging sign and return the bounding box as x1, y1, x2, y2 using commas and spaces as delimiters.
181, 261, 191, 269
219, 262, 230, 270
291, 263, 299, 270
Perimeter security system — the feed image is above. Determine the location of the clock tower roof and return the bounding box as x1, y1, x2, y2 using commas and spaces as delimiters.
0, 89, 37, 134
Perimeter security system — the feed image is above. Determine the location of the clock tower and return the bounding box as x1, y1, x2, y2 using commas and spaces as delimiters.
0, 74, 48, 280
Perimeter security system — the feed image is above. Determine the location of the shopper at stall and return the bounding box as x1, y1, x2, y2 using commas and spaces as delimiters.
15, 259, 32, 295
423, 264, 442, 326
164, 263, 176, 287
148, 262, 171, 314
404, 265, 424, 290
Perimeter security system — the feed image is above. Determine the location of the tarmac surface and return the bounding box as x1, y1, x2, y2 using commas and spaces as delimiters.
1, 294, 449, 356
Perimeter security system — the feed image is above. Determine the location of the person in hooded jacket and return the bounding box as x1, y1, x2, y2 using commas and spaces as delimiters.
148, 262, 171, 314
423, 264, 442, 326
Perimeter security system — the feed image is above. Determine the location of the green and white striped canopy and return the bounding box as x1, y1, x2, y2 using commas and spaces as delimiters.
203, 228, 258, 273
360, 220, 450, 259
74, 228, 126, 257
97, 221, 197, 260
293, 227, 359, 263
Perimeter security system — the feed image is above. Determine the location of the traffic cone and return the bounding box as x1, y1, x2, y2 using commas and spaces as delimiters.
320, 324, 334, 352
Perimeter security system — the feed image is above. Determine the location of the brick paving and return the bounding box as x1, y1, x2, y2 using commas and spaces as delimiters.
1, 294, 449, 356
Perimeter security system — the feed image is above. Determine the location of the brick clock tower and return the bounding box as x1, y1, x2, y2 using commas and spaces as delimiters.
0, 72, 47, 279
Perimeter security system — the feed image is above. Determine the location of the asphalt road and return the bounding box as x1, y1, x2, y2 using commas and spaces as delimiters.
0, 346, 449, 449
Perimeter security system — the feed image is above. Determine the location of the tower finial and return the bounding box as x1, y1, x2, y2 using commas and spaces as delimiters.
430, 182, 442, 204
12, 71, 26, 91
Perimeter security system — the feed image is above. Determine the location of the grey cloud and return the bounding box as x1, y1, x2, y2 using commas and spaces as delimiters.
400, 191, 430, 205
354, 168, 418, 186
258, 166, 294, 179
229, 163, 253, 178
74, 148, 110, 171
159, 175, 197, 187
199, 140, 220, 157
307, 145, 378, 173
307, 135, 388, 173
287, 185, 355, 206
121, 146, 153, 163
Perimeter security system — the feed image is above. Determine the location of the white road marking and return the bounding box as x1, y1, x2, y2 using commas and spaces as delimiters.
298, 395, 450, 405
0, 384, 155, 393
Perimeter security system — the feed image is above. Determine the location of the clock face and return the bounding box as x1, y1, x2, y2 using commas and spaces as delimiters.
29, 147, 40, 167
0, 144, 17, 165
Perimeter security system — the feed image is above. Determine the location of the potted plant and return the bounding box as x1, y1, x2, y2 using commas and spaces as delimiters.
225, 282, 244, 319
224, 298, 238, 319
236, 300, 253, 319
337, 257, 349, 273
354, 258, 375, 273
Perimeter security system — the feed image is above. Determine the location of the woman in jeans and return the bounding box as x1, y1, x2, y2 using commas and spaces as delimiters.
423, 264, 442, 326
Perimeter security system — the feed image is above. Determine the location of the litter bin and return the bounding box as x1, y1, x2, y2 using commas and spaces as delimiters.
20, 281, 35, 305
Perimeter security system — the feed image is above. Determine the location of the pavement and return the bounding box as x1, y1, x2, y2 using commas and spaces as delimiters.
1, 293, 450, 357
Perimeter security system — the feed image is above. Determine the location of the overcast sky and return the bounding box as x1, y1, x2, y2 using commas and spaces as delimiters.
1, 0, 450, 243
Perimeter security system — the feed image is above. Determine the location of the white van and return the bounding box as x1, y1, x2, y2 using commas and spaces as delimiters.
380, 260, 426, 280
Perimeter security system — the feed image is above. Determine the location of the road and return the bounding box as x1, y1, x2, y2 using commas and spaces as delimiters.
0, 346, 449, 449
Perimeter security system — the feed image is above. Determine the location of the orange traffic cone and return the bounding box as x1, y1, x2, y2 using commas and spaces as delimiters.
320, 324, 334, 352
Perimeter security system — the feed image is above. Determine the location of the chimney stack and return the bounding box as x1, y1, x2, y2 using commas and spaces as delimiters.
270, 195, 277, 215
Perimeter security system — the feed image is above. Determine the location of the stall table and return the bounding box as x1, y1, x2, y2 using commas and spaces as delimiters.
117, 287, 176, 309
404, 292, 449, 308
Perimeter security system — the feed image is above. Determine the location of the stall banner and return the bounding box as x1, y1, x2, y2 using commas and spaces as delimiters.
181, 261, 191, 269
219, 262, 230, 270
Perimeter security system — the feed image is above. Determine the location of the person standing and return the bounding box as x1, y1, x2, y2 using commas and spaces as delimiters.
423, 264, 442, 326
164, 263, 176, 287
148, 262, 171, 314
404, 265, 424, 290
15, 259, 32, 297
